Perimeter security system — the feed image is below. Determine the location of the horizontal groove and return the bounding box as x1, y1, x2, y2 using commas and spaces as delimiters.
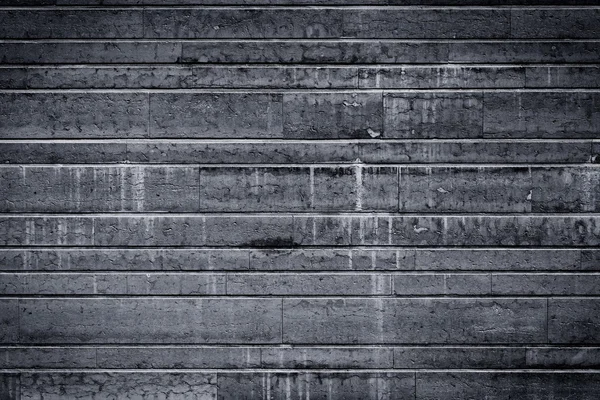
0, 163, 596, 167
4, 295, 598, 299
3, 272, 598, 275
0, 138, 595, 143
1, 295, 599, 299
2, 88, 600, 93
2, 368, 599, 373
2, 63, 600, 68
2, 5, 600, 9
2, 344, 599, 349
0, 246, 593, 250
2, 212, 600, 216
2, 38, 600, 43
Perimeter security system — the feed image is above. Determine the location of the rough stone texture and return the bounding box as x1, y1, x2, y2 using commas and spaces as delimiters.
1, 3, 598, 398
19, 373, 217, 400
384, 92, 483, 138
217, 372, 415, 400
283, 298, 546, 344
18, 298, 282, 344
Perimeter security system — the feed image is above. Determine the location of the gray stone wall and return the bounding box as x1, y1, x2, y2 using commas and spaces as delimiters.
0, 1, 599, 398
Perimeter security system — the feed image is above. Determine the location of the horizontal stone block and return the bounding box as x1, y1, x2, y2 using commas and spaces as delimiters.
0, 347, 96, 368
526, 347, 600, 368
393, 273, 491, 295
293, 216, 600, 246
415, 249, 583, 271
127, 141, 358, 164
483, 92, 600, 138
417, 372, 600, 400
0, 249, 250, 271
283, 298, 546, 344
449, 41, 600, 63
0, 93, 148, 139
283, 92, 383, 139
0, 142, 127, 164
531, 167, 600, 212
512, 8, 600, 39
227, 273, 391, 295
19, 372, 216, 400
181, 40, 449, 63
19, 298, 282, 344
93, 216, 294, 247
359, 140, 592, 164
0, 273, 94, 295
150, 93, 283, 138
394, 346, 526, 368
549, 299, 600, 344
0, 66, 360, 89
260, 347, 393, 369
398, 166, 532, 212
343, 9, 510, 38
0, 10, 143, 38
145, 9, 343, 39
384, 92, 483, 138
0, 41, 181, 64
97, 347, 260, 368
0, 166, 199, 212
199, 167, 310, 211
97, 273, 226, 295
312, 166, 398, 211
526, 66, 600, 88
0, 217, 95, 246
493, 273, 600, 295
217, 372, 414, 400
359, 66, 525, 89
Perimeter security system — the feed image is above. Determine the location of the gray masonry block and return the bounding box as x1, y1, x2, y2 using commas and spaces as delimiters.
394, 347, 527, 369
416, 372, 600, 400
526, 347, 600, 368
492, 273, 600, 295
0, 41, 182, 64
181, 40, 450, 64
0, 347, 96, 369
483, 91, 600, 138
217, 372, 415, 400
145, 9, 343, 39
531, 167, 600, 212
97, 347, 261, 369
359, 140, 592, 164
0, 93, 148, 139
96, 273, 227, 295
343, 9, 510, 39
0, 166, 200, 212
283, 92, 383, 139
19, 372, 217, 400
449, 41, 600, 63
0, 300, 19, 343
283, 298, 546, 344
398, 166, 532, 212
549, 299, 600, 344
415, 249, 584, 271
0, 142, 127, 164
0, 374, 19, 400
359, 66, 526, 89
19, 298, 282, 344
199, 167, 311, 211
127, 141, 358, 164
512, 8, 600, 39
384, 92, 483, 138
0, 10, 143, 39
227, 273, 392, 295
393, 273, 491, 295
526, 66, 600, 88
150, 93, 283, 138
260, 347, 393, 369
0, 249, 250, 271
